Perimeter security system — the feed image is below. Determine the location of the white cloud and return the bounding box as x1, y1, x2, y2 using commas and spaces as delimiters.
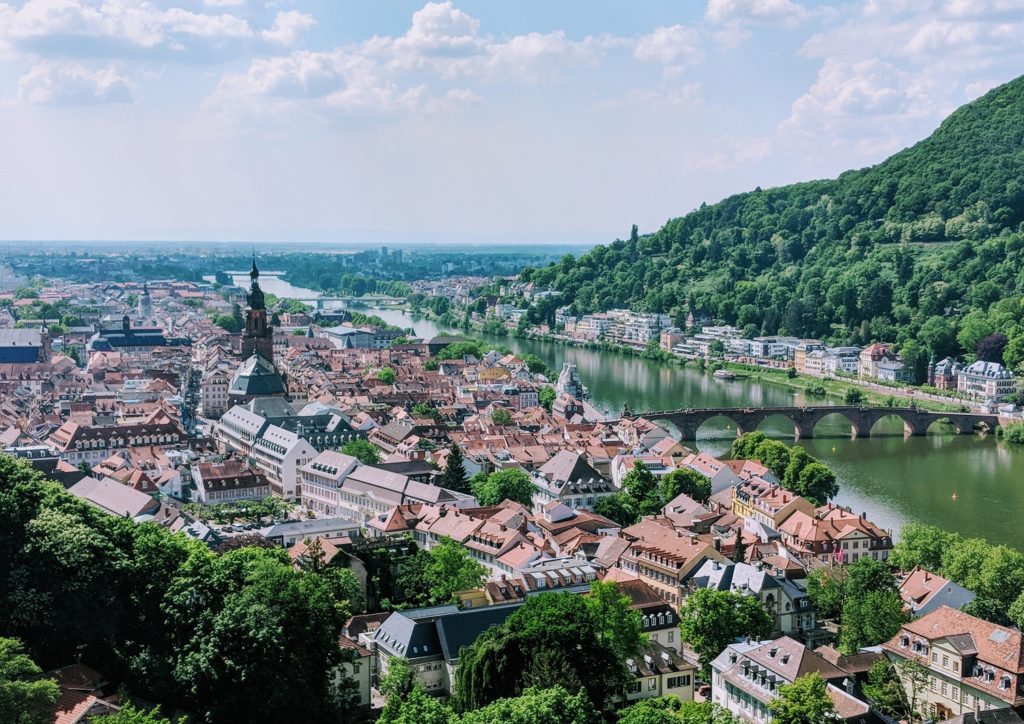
204, 0, 245, 6
18, 60, 132, 104
261, 10, 316, 47
202, 1, 619, 124
706, 0, 807, 25
398, 1, 483, 55
0, 0, 252, 53
634, 25, 703, 65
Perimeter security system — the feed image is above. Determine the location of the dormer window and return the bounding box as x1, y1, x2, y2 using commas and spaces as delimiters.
899, 635, 910, 648
1000, 676, 1011, 690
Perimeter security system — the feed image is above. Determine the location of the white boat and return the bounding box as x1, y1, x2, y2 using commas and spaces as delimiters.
713, 369, 736, 380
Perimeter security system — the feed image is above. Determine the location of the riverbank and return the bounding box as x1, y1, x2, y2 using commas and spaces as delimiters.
453, 320, 967, 414
716, 361, 965, 413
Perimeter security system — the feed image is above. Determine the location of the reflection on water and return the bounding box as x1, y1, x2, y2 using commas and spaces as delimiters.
381, 311, 1024, 547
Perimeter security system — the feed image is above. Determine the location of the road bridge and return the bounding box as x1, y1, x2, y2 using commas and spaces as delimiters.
633, 405, 1000, 441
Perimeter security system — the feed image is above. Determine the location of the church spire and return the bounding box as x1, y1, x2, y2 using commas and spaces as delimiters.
247, 254, 265, 311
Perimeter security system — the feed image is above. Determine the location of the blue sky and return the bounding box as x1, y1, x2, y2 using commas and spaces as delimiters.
1, 0, 1022, 244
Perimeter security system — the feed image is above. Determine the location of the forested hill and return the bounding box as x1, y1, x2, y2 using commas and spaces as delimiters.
521, 75, 1024, 382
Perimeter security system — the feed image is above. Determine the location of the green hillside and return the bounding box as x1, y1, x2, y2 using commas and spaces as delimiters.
521, 76, 1024, 382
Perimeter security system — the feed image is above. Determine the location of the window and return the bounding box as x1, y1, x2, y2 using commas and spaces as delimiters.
933, 652, 939, 663
668, 631, 675, 643
648, 678, 657, 691
667, 675, 691, 689
627, 681, 641, 694
942, 655, 949, 667
941, 682, 948, 696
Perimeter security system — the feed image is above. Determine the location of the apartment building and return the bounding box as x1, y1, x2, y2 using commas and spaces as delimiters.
883, 606, 1024, 721
958, 361, 1017, 400
299, 451, 361, 516
250, 425, 317, 499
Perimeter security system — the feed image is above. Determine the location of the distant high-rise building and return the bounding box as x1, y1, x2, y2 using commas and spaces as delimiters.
381, 246, 389, 260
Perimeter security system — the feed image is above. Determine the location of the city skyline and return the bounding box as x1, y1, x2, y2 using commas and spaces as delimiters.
2, 0, 1023, 243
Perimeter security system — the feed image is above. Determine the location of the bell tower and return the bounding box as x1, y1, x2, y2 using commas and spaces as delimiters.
241, 255, 274, 361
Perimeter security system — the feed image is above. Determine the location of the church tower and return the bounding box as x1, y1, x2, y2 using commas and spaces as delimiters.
241, 255, 274, 362
229, 255, 286, 406
138, 283, 153, 319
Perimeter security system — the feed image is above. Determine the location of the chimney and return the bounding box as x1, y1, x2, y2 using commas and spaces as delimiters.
713, 537, 721, 552
844, 677, 855, 695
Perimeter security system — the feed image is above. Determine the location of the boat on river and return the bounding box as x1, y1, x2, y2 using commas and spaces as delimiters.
713, 369, 737, 380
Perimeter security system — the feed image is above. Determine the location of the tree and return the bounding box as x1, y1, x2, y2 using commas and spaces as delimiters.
441, 443, 469, 494
844, 387, 865, 404
796, 463, 838, 505
768, 672, 836, 724
782, 446, 815, 490
977, 333, 1008, 363
621, 463, 658, 502
594, 493, 639, 526
378, 367, 397, 384
752, 439, 791, 479
95, 703, 173, 723
163, 549, 347, 722
455, 592, 634, 713
730, 431, 767, 460
585, 581, 646, 660
461, 686, 597, 724
806, 567, 845, 620
1010, 590, 1024, 630
424, 537, 487, 604
894, 658, 931, 723
341, 438, 381, 465
380, 683, 456, 724
677, 589, 772, 676
380, 656, 415, 701
861, 660, 909, 719
472, 469, 536, 507
618, 699, 736, 724
0, 637, 59, 724
659, 468, 711, 504
889, 523, 961, 572
490, 408, 513, 426
940, 537, 991, 592
732, 528, 747, 563
839, 588, 908, 653
539, 386, 556, 412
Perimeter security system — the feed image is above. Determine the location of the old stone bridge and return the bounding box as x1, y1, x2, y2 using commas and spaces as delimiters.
633, 405, 1001, 441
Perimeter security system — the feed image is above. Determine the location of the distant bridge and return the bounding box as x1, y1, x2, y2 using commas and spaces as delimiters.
633, 405, 1000, 441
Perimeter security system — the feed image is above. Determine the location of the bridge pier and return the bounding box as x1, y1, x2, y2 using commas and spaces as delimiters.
794, 420, 816, 441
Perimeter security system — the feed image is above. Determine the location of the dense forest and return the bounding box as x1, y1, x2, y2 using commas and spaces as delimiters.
522, 75, 1024, 382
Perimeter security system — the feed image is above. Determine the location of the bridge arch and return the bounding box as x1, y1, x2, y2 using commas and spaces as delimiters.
864, 411, 923, 437
752, 412, 804, 440
808, 410, 863, 439
691, 414, 746, 440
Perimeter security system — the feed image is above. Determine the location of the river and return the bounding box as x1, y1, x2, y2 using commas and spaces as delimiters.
359, 308, 1024, 549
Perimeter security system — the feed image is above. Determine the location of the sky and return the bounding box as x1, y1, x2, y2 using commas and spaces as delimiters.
1, 0, 1023, 244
